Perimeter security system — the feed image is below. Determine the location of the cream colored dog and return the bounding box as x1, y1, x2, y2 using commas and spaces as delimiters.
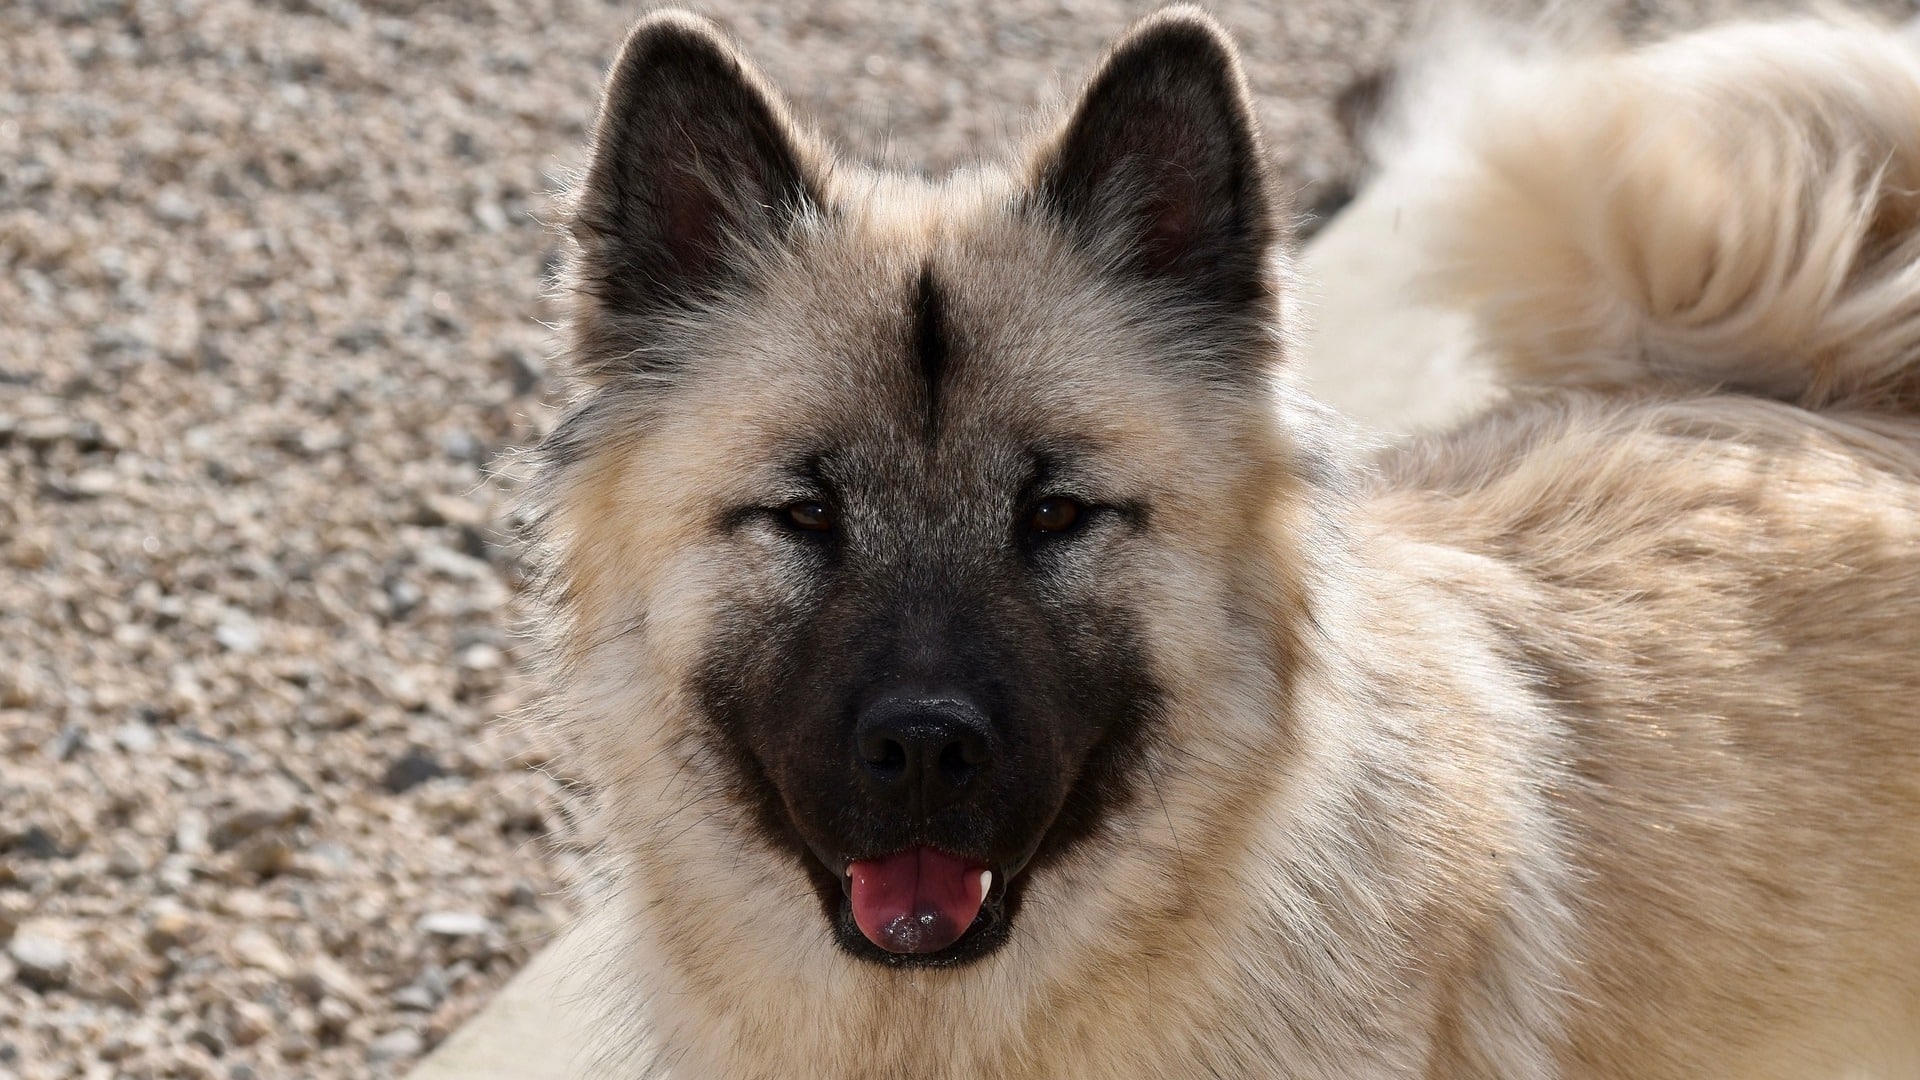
528, 8, 1920, 1076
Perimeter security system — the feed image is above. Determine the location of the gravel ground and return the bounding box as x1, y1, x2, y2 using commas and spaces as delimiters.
2, 1, 1909, 1077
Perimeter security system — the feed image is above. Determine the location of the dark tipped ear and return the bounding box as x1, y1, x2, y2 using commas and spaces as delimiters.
1034, 9, 1277, 315
571, 12, 819, 350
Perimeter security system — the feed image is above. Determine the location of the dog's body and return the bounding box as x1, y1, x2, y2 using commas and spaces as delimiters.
530, 9, 1920, 1077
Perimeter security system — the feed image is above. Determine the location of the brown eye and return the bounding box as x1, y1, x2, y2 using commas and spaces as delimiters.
1029, 497, 1083, 534
785, 501, 834, 532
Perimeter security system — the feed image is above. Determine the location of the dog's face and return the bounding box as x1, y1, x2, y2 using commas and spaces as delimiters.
539, 9, 1304, 971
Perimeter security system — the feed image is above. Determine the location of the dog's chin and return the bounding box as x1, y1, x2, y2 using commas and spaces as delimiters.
799, 853, 1021, 969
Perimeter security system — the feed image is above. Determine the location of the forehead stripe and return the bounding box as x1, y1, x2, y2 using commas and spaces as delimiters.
912, 264, 948, 412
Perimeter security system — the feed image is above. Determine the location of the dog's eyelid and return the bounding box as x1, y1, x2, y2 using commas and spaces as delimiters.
782, 499, 836, 533
1028, 495, 1086, 535
716, 497, 835, 536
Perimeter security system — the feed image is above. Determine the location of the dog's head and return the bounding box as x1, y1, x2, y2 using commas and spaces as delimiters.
537, 7, 1320, 972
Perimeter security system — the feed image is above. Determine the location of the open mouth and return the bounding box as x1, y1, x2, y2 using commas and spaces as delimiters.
811, 844, 1020, 967
849, 846, 991, 954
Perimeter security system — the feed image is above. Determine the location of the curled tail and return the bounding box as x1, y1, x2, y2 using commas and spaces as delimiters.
1382, 15, 1920, 412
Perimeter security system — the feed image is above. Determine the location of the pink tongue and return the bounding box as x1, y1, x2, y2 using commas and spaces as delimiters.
848, 847, 987, 954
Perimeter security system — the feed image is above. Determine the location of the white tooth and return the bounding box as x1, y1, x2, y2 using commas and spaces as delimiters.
980, 870, 993, 898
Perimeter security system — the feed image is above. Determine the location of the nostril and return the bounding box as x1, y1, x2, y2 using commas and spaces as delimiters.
859, 731, 908, 774
937, 728, 991, 781
937, 740, 974, 783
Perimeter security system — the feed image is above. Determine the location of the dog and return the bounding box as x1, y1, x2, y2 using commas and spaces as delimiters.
524, 7, 1920, 1076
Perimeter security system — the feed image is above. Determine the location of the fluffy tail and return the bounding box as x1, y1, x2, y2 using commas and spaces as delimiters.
1378, 14, 1920, 411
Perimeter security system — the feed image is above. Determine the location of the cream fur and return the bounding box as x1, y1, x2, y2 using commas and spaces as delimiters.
1388, 13, 1920, 409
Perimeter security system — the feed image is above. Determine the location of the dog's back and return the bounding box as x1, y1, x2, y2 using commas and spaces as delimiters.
1369, 17, 1920, 1076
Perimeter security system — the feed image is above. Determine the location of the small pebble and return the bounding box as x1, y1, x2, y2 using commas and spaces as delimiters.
108, 846, 146, 877
230, 930, 293, 979
42, 725, 85, 762
213, 617, 262, 655
365, 1027, 425, 1064
112, 723, 158, 754
227, 1001, 275, 1047
391, 984, 438, 1011
10, 928, 72, 991
174, 810, 211, 857
382, 748, 445, 794
9, 825, 67, 860
292, 954, 368, 1008
187, 1027, 225, 1058
416, 911, 491, 939
145, 904, 197, 953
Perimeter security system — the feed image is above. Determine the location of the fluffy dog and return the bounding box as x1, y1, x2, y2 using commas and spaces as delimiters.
525, 7, 1920, 1076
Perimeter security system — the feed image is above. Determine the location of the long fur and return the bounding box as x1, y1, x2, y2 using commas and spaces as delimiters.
1384, 13, 1920, 409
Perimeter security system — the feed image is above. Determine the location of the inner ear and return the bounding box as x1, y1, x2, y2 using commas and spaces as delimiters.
571, 13, 821, 334
1034, 9, 1276, 306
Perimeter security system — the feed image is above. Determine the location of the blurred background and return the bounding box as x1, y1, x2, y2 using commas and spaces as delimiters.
2, 1, 1910, 1077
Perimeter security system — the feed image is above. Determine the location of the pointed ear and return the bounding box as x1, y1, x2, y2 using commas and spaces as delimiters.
569, 12, 821, 369
1033, 9, 1277, 318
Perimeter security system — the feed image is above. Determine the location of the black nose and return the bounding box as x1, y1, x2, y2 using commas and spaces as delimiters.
854, 695, 994, 814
